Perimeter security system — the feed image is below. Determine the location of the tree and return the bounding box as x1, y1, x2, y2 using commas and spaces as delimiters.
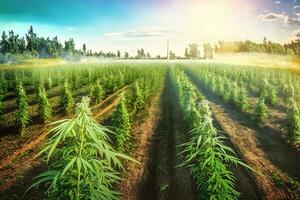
111, 93, 131, 152
82, 43, 86, 55
8, 30, 20, 53
0, 31, 9, 54
203, 43, 213, 59
26, 26, 38, 53
61, 80, 74, 115
184, 48, 189, 59
15, 82, 30, 135
146, 52, 151, 59
169, 51, 176, 59
37, 84, 52, 123
29, 97, 132, 199
117, 50, 121, 58
64, 38, 75, 54
124, 52, 129, 59
188, 43, 200, 58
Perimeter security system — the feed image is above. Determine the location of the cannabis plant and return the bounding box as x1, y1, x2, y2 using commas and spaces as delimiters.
111, 93, 131, 152
61, 80, 74, 115
254, 96, 268, 122
29, 97, 133, 199
283, 98, 300, 144
37, 84, 52, 123
133, 82, 144, 112
15, 82, 30, 135
91, 80, 104, 104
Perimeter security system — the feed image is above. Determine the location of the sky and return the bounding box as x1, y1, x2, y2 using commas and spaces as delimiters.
0, 0, 300, 56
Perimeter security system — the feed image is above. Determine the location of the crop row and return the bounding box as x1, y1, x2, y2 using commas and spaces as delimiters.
169, 67, 249, 199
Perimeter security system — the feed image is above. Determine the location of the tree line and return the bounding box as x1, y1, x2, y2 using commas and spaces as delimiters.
215, 37, 300, 56
1, 26, 299, 60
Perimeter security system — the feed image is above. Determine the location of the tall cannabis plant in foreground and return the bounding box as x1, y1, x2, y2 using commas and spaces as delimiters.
37, 84, 52, 123
29, 97, 133, 200
15, 82, 30, 135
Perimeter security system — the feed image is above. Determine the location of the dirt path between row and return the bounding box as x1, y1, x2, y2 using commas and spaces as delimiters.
191, 80, 300, 199
136, 74, 195, 200
117, 89, 162, 200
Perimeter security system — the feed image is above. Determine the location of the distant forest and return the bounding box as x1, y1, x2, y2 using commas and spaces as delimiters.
0, 26, 299, 62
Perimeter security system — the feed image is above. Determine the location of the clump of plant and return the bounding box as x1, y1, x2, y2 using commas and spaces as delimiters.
15, 82, 30, 135
61, 80, 74, 115
267, 86, 278, 106
28, 97, 134, 199
111, 93, 131, 152
37, 84, 52, 123
282, 98, 300, 144
181, 100, 248, 200
170, 68, 250, 200
91, 80, 104, 104
237, 87, 249, 112
133, 82, 144, 112
253, 96, 268, 122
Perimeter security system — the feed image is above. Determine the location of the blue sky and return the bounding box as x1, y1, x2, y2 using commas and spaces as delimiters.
0, 0, 299, 56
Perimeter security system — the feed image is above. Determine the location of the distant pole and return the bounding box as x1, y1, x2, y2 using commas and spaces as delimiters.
166, 39, 169, 62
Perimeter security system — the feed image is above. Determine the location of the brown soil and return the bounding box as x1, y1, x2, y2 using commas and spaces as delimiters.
0, 89, 128, 198
117, 89, 162, 200
137, 74, 195, 200
192, 81, 300, 199
0, 84, 129, 170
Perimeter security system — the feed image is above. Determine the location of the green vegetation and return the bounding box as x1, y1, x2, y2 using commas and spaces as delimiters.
283, 98, 300, 144
111, 93, 131, 152
37, 84, 52, 123
170, 67, 249, 199
254, 96, 268, 122
61, 80, 74, 115
15, 82, 30, 135
29, 97, 133, 199
91, 80, 104, 104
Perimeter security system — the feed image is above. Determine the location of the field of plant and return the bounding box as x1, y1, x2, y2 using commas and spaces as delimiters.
0, 61, 299, 200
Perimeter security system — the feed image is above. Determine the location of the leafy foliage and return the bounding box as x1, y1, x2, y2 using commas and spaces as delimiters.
133, 82, 144, 112
283, 98, 300, 144
15, 82, 30, 135
61, 80, 74, 115
170, 68, 249, 199
37, 84, 52, 123
111, 93, 131, 152
91, 80, 104, 104
254, 96, 268, 122
29, 97, 133, 199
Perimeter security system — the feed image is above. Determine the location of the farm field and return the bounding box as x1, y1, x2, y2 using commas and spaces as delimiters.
0, 59, 299, 200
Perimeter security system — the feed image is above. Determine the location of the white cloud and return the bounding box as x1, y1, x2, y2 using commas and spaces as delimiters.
258, 12, 300, 26
275, 1, 281, 4
257, 12, 287, 22
295, 6, 300, 16
104, 26, 171, 39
